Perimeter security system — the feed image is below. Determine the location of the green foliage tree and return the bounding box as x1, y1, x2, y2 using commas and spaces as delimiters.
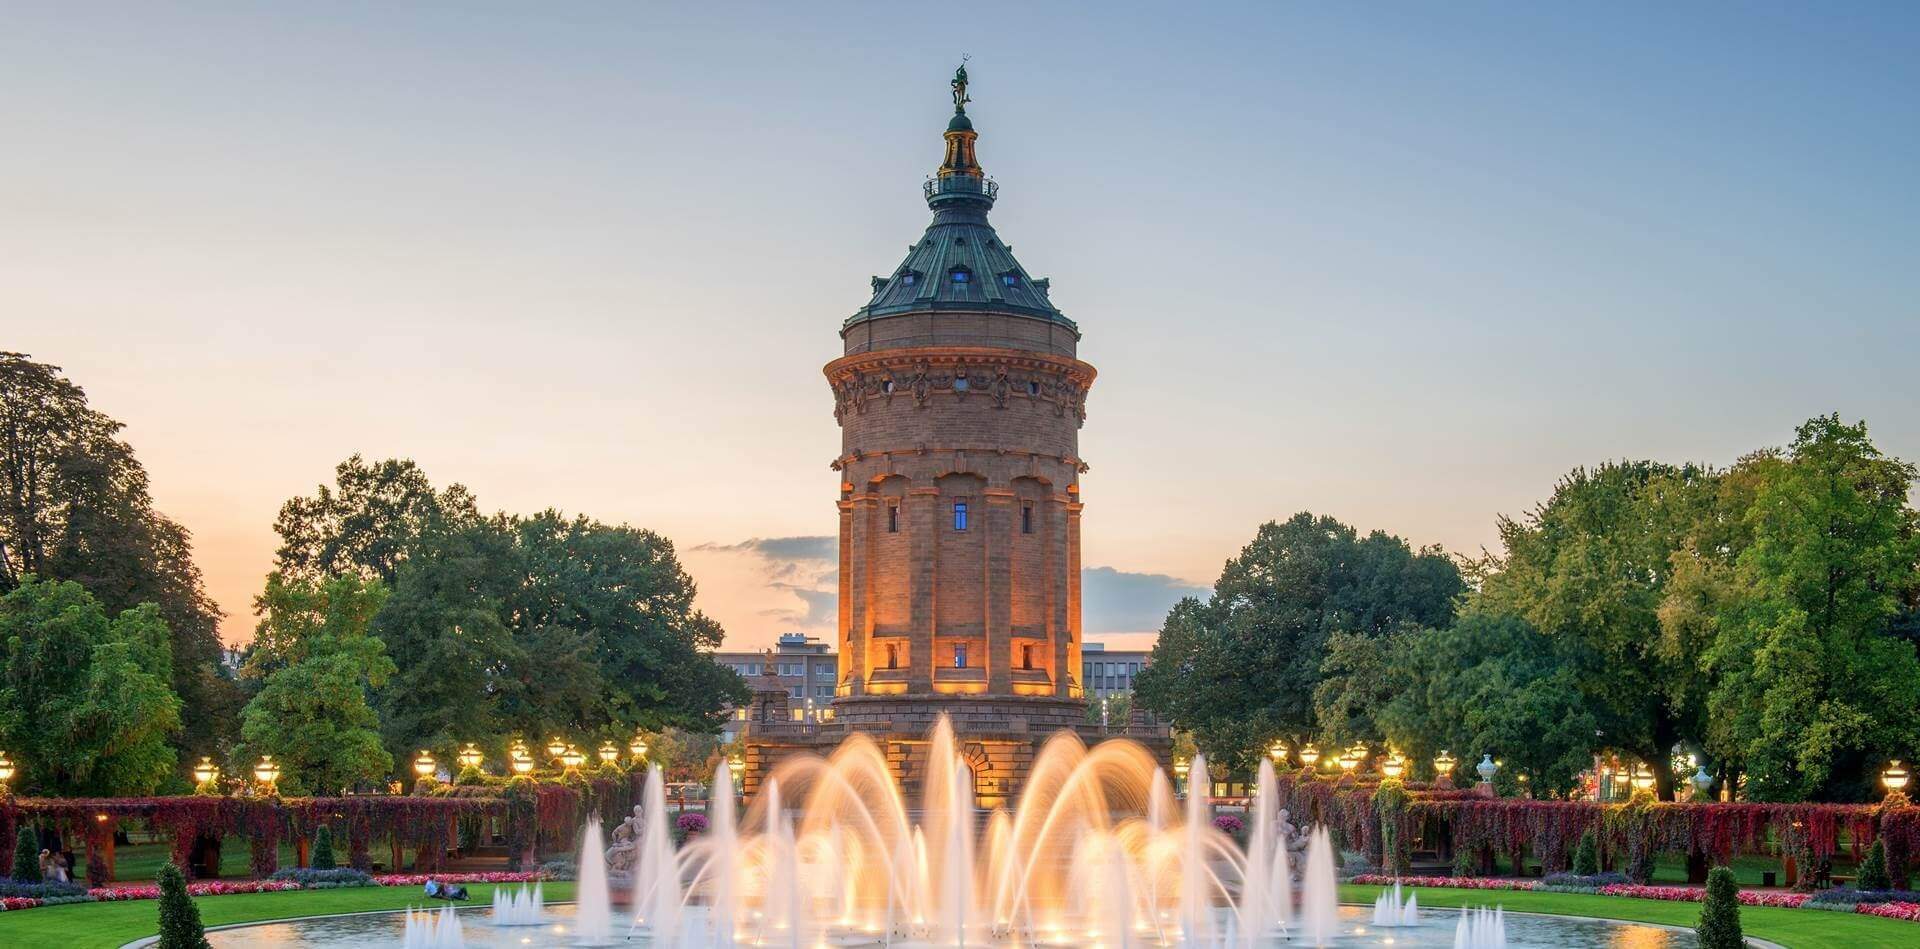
1858, 838, 1892, 892
12, 825, 40, 881
1375, 613, 1600, 798
1695, 865, 1743, 949
1471, 461, 1720, 798
0, 578, 183, 795
311, 825, 336, 871
1701, 416, 1920, 801
155, 861, 212, 949
236, 579, 396, 795
0, 353, 237, 760
272, 454, 479, 586
1133, 513, 1462, 772
1572, 829, 1599, 876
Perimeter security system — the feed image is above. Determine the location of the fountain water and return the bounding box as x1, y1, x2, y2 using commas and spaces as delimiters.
631, 765, 682, 943
574, 821, 614, 945
1370, 880, 1419, 927
1296, 826, 1340, 947
490, 882, 545, 926
1453, 905, 1509, 949
400, 904, 465, 949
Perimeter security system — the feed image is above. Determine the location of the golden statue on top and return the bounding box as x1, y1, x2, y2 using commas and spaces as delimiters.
951, 60, 971, 113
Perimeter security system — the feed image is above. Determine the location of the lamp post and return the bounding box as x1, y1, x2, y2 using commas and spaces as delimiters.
1475, 754, 1498, 794
1173, 757, 1190, 797
598, 741, 621, 766
1268, 740, 1289, 769
254, 755, 281, 795
728, 753, 746, 796
1433, 750, 1457, 787
457, 743, 484, 772
546, 737, 568, 760
1381, 751, 1406, 780
1299, 744, 1321, 773
1884, 760, 1910, 801
1691, 765, 1714, 801
509, 752, 534, 776
192, 756, 220, 791
1631, 762, 1656, 793
560, 745, 586, 771
413, 750, 437, 781
629, 733, 649, 764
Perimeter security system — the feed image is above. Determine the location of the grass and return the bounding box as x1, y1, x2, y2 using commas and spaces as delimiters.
0, 881, 576, 949
1343, 883, 1915, 949
108, 838, 300, 883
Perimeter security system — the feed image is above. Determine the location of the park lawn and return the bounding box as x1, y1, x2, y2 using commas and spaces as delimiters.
1342, 883, 1915, 949
109, 838, 299, 882
0, 881, 577, 949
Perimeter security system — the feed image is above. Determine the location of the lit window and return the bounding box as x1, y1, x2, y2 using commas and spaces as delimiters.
950, 268, 971, 284
886, 644, 898, 669
953, 501, 969, 531
888, 504, 899, 533
953, 376, 970, 391
901, 273, 917, 286
1002, 272, 1021, 287
954, 643, 968, 668
1021, 504, 1033, 534
1021, 645, 1034, 670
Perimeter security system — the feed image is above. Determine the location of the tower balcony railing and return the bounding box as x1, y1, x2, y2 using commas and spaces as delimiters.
924, 175, 998, 201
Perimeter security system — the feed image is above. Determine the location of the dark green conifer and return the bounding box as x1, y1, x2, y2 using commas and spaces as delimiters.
311, 825, 337, 870
1572, 829, 1598, 876
1696, 865, 1743, 949
1857, 838, 1892, 892
10, 826, 40, 882
155, 862, 212, 949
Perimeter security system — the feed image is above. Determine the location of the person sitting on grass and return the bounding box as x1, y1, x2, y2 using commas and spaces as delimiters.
423, 878, 470, 901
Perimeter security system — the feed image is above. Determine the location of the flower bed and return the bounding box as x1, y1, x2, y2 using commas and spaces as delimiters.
1354, 876, 1920, 925
1349, 874, 1536, 891
88, 880, 302, 901
1595, 883, 1809, 908
0, 869, 549, 913
371, 871, 545, 886
1859, 902, 1920, 921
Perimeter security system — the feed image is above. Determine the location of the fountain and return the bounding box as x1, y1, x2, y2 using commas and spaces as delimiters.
1453, 905, 1509, 949
399, 904, 464, 949
491, 882, 545, 926
574, 821, 614, 945
1371, 880, 1419, 927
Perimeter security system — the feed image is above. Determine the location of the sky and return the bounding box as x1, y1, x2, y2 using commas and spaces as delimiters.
4, 2, 1916, 651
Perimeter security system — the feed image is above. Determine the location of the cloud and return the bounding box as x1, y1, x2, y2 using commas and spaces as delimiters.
694, 535, 836, 562
1081, 566, 1209, 635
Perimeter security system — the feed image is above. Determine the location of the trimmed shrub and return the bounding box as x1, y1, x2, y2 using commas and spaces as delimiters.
1572, 829, 1599, 877
0, 879, 88, 899
268, 867, 372, 887
1696, 866, 1743, 949
11, 826, 40, 882
311, 825, 336, 871
538, 858, 578, 881
1858, 839, 1892, 892
155, 862, 212, 949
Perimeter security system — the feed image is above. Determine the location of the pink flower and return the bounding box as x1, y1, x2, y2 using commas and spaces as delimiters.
1349, 875, 1535, 891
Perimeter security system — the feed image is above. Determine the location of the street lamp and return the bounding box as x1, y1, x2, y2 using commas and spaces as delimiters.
1434, 750, 1457, 777
629, 733, 649, 762
192, 757, 220, 787
728, 753, 746, 788
254, 755, 281, 792
1691, 765, 1714, 799
1268, 740, 1289, 767
457, 743, 484, 771
0, 752, 13, 788
1884, 761, 1910, 793
413, 750, 437, 778
1631, 763, 1656, 791
546, 737, 568, 759
560, 745, 586, 770
598, 741, 621, 765
509, 753, 534, 776
1381, 752, 1406, 780
1299, 744, 1321, 770
509, 739, 529, 760
1475, 754, 1498, 785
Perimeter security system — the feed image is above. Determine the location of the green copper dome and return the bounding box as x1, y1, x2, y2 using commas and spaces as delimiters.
844, 76, 1075, 335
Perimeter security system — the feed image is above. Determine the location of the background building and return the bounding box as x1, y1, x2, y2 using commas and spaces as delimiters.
715, 634, 837, 743
1081, 642, 1151, 699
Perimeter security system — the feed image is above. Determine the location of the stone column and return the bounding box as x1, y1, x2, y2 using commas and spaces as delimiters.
839, 495, 861, 694
984, 486, 1015, 693
908, 486, 939, 691
1048, 493, 1072, 697
1066, 495, 1084, 695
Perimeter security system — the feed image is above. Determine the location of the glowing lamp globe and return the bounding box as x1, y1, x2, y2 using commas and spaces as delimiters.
254, 755, 281, 786
0, 753, 12, 784
629, 734, 649, 761
1382, 754, 1406, 779
546, 737, 567, 759
1298, 744, 1321, 769
509, 754, 534, 775
457, 743, 484, 770
1434, 751, 1457, 776
560, 746, 586, 769
509, 739, 529, 759
728, 753, 746, 783
598, 741, 620, 764
1267, 740, 1288, 765
1631, 763, 1655, 791
413, 750, 437, 778
192, 757, 219, 785
1885, 760, 1910, 792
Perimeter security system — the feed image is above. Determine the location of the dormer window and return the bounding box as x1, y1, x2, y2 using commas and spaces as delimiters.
1001, 272, 1021, 288
901, 272, 918, 287
950, 267, 971, 284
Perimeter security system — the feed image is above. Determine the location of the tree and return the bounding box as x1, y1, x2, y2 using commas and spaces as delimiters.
236, 609, 395, 796
1858, 839, 1891, 892
1376, 613, 1600, 797
1312, 628, 1411, 747
243, 571, 391, 680
154, 861, 212, 949
1133, 513, 1462, 773
1702, 416, 1920, 801
272, 454, 478, 586
0, 353, 236, 760
12, 825, 39, 881
311, 825, 336, 871
0, 578, 183, 795
1695, 866, 1743, 949
1572, 830, 1599, 876
1471, 461, 1720, 798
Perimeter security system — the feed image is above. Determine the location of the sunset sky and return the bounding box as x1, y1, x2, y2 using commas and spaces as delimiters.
6, 3, 1916, 651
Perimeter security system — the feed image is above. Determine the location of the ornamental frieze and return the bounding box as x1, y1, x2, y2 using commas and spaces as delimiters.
825, 348, 1094, 426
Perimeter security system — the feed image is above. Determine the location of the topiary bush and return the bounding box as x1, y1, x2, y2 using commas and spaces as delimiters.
1696, 866, 1743, 949
155, 862, 212, 949
1572, 829, 1599, 876
268, 867, 372, 887
1858, 838, 1892, 892
11, 825, 40, 882
311, 825, 336, 870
